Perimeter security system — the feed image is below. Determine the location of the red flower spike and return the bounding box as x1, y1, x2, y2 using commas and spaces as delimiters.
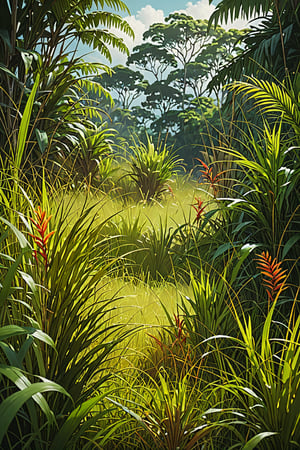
29, 207, 55, 271
256, 251, 288, 304
147, 313, 187, 354
192, 197, 207, 223
195, 158, 224, 197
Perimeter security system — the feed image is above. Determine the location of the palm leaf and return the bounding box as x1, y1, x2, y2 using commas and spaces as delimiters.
208, 0, 272, 28
229, 77, 300, 134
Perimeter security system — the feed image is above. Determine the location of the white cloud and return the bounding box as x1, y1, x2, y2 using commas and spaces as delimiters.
179, 0, 251, 30
178, 0, 215, 20
136, 5, 164, 29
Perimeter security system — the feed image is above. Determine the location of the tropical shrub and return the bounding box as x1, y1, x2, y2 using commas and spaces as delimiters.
109, 368, 222, 449
221, 297, 300, 449
127, 134, 183, 201
61, 123, 118, 190
0, 215, 71, 448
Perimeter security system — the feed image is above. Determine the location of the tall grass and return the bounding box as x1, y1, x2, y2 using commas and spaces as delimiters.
0, 67, 299, 448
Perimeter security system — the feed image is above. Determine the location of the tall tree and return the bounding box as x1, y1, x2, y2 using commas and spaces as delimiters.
127, 42, 177, 81
100, 65, 148, 109
142, 81, 182, 118
143, 13, 220, 108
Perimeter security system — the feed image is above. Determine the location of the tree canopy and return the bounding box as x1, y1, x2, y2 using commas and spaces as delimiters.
0, 0, 133, 162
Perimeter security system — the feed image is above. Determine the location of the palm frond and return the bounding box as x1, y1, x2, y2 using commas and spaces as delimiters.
78, 29, 130, 61
208, 0, 272, 28
75, 11, 134, 38
229, 77, 300, 134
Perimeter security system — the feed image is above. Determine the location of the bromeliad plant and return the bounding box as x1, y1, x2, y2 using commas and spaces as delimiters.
256, 251, 288, 308
127, 134, 183, 201
29, 206, 55, 271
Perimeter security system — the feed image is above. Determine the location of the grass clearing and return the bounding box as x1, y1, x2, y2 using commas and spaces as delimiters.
97, 276, 191, 367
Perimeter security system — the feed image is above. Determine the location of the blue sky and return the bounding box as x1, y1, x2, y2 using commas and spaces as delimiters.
125, 1, 222, 16
126, 1, 201, 15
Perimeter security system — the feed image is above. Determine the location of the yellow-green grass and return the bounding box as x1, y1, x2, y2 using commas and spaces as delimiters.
57, 174, 212, 232
47, 176, 211, 368
96, 276, 193, 368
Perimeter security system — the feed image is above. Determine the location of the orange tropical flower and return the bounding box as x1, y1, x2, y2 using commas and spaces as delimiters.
256, 251, 288, 303
29, 206, 55, 271
196, 158, 223, 197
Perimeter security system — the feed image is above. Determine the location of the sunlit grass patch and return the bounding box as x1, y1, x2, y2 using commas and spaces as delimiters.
96, 276, 192, 365
57, 174, 211, 230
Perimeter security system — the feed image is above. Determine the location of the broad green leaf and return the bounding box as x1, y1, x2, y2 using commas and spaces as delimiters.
15, 72, 40, 171
0, 364, 56, 424
282, 235, 300, 259
50, 395, 104, 450
0, 62, 20, 82
35, 128, 48, 154
243, 432, 278, 449
19, 49, 34, 74
213, 242, 232, 260
0, 217, 30, 249
0, 325, 55, 349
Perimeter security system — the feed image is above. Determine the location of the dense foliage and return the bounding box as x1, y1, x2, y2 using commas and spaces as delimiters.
0, 0, 299, 448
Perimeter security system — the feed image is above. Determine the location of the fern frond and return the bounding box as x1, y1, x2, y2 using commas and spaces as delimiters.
76, 78, 111, 99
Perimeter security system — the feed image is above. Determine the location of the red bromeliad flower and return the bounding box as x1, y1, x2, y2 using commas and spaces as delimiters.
192, 197, 207, 222
196, 158, 223, 197
256, 251, 288, 304
29, 206, 55, 271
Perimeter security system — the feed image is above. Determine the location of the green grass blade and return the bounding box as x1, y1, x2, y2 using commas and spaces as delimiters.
15, 72, 40, 171
243, 432, 278, 449
50, 395, 105, 450
0, 380, 69, 445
